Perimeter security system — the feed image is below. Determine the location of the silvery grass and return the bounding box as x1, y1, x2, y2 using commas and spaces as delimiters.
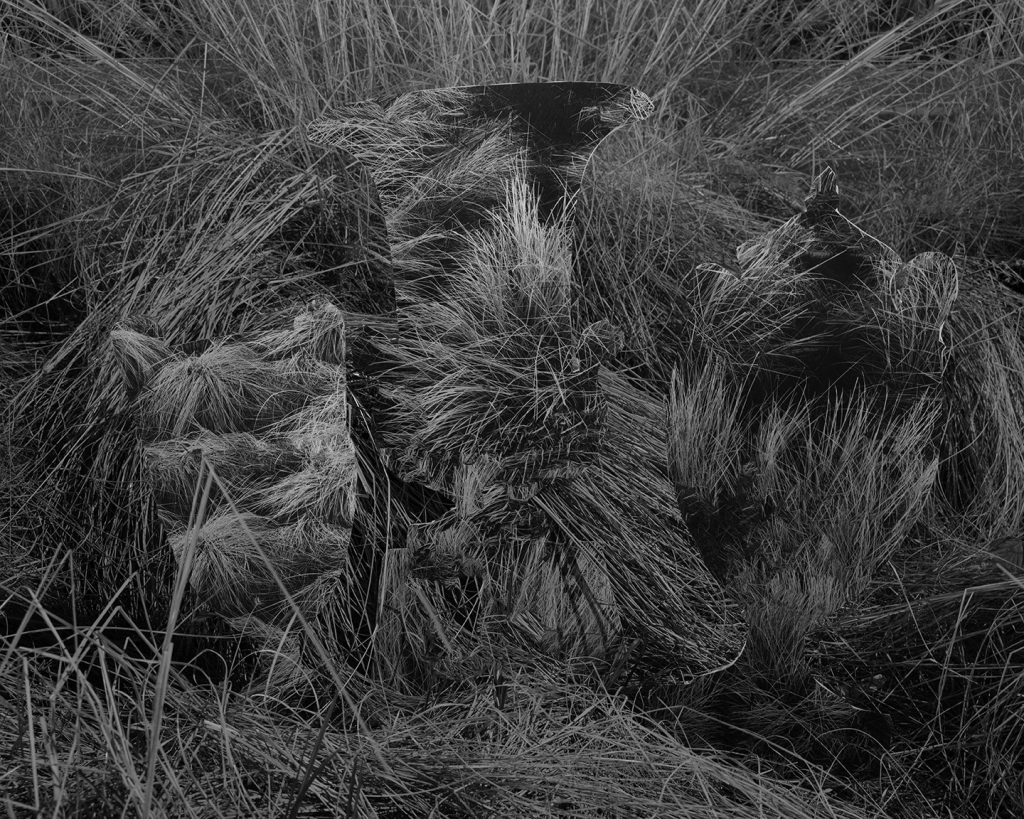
342, 168, 742, 675
4, 0, 1024, 816
658, 192, 1024, 811
1, 620, 877, 817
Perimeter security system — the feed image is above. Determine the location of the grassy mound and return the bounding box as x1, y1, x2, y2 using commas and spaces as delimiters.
3, 1, 1024, 816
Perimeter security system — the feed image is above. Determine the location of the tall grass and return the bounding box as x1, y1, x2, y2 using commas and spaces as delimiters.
3, 0, 1024, 815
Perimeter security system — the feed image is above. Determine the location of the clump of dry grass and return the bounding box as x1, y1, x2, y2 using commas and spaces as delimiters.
0, 53, 386, 623
254, 300, 350, 364
136, 342, 318, 436
369, 174, 742, 679
309, 91, 539, 305
165, 514, 352, 618
574, 115, 770, 384
145, 432, 304, 521
659, 186, 1024, 808
5, 1, 1024, 816
108, 303, 368, 689
263, 390, 358, 524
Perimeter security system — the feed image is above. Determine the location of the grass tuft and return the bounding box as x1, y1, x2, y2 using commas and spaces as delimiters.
4, 1, 1024, 816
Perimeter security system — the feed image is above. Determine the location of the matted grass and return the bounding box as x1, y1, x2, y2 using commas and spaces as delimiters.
3, 1, 1024, 816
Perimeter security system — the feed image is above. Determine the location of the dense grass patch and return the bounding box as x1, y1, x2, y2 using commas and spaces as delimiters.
3, 1, 1024, 816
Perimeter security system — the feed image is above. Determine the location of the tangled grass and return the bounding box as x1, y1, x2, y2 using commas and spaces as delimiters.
3, 1, 1024, 816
